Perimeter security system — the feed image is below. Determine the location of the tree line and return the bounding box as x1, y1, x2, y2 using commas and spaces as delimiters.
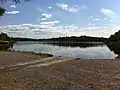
39, 36, 107, 42
10, 36, 107, 42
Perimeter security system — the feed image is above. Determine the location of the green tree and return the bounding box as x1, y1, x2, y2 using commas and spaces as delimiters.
0, 7, 5, 16
0, 32, 9, 41
109, 30, 120, 42
0, 0, 30, 16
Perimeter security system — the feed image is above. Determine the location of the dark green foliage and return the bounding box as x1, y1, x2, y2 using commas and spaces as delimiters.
0, 0, 30, 16
0, 43, 13, 50
106, 30, 120, 56
12, 36, 107, 42
0, 33, 14, 50
0, 33, 8, 40
0, 7, 5, 16
39, 36, 107, 42
13, 37, 40, 41
0, 33, 13, 42
0, 0, 30, 3
106, 42, 120, 55
43, 42, 104, 48
109, 30, 120, 42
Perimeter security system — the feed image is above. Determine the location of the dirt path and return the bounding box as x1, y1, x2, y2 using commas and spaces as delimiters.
0, 51, 120, 90
0, 51, 69, 71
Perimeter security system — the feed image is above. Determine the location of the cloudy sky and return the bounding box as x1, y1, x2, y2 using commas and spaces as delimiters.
0, 0, 120, 38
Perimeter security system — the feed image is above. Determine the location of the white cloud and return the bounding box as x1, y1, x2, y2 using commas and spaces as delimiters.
101, 8, 117, 19
40, 20, 60, 26
39, 13, 52, 21
92, 18, 100, 21
48, 6, 52, 10
10, 5, 16, 8
37, 7, 49, 13
0, 23, 120, 39
56, 3, 68, 10
74, 5, 87, 10
0, 24, 64, 39
67, 7, 79, 13
103, 18, 108, 20
41, 13, 52, 19
40, 18, 47, 21
5, 11, 20, 14
88, 22, 96, 26
103, 18, 113, 22
109, 20, 113, 22
88, 16, 94, 20
56, 3, 87, 13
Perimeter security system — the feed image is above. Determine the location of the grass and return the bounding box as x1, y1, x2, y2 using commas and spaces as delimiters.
0, 50, 54, 57
0, 50, 11, 54
9, 50, 54, 57
22, 51, 54, 57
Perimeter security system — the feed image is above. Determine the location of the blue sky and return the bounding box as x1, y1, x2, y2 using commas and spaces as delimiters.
0, 0, 120, 38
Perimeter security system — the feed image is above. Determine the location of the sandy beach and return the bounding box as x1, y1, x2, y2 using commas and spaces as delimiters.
0, 51, 120, 90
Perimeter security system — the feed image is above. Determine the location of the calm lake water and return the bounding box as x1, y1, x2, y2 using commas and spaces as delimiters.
11, 41, 118, 59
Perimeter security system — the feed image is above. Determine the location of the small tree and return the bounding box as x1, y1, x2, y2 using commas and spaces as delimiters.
0, 0, 30, 16
0, 0, 30, 3
0, 7, 5, 16
0, 32, 9, 41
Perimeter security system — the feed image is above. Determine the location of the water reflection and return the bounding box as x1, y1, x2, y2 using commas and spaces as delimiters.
11, 41, 118, 59
42, 42, 105, 48
106, 43, 120, 58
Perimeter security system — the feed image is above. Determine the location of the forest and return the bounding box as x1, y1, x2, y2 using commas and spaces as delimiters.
39, 36, 107, 42
0, 33, 14, 50
106, 30, 120, 57
10, 36, 107, 42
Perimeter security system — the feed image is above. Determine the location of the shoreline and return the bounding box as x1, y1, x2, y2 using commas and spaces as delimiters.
0, 50, 54, 57
0, 50, 119, 60
0, 51, 120, 89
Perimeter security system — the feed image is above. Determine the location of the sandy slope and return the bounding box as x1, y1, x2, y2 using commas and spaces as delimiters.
0, 51, 120, 90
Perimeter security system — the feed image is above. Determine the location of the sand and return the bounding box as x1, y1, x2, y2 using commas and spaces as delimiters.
0, 51, 120, 90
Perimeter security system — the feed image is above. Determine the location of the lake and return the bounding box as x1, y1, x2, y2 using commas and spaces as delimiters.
10, 41, 118, 59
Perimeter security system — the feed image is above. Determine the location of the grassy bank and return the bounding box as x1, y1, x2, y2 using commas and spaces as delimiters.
0, 50, 54, 57
16, 51, 54, 57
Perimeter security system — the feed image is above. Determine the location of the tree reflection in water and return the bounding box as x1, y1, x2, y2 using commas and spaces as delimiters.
43, 42, 120, 58
106, 42, 120, 58
42, 42, 105, 48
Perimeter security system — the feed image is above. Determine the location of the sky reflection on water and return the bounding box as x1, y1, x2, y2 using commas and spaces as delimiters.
11, 42, 118, 59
